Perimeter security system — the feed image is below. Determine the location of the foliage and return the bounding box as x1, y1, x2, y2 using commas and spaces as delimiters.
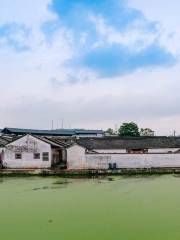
140, 128, 154, 136
105, 128, 114, 135
118, 122, 140, 137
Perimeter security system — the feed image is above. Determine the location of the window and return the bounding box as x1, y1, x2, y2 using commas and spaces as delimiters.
34, 153, 40, 159
126, 149, 148, 154
15, 153, 22, 159
42, 152, 49, 161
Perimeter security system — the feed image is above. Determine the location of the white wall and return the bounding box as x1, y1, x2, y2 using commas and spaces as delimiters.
3, 135, 52, 168
66, 144, 86, 169
148, 148, 180, 153
85, 153, 180, 169
95, 148, 180, 154
76, 134, 103, 138
66, 145, 180, 169
95, 149, 126, 153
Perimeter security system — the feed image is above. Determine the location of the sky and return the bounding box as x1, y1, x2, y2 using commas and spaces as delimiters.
0, 0, 180, 135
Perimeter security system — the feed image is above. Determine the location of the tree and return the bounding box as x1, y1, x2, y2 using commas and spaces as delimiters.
118, 122, 140, 137
140, 128, 154, 136
105, 128, 114, 136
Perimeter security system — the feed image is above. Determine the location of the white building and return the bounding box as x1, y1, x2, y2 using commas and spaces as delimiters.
66, 144, 87, 169
2, 135, 180, 170
66, 137, 180, 170
1, 134, 66, 169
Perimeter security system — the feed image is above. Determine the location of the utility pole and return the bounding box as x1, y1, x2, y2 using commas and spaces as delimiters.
114, 123, 118, 134
61, 119, 64, 129
51, 120, 54, 130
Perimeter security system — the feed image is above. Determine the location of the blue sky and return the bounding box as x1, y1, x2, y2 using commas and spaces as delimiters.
0, 0, 180, 134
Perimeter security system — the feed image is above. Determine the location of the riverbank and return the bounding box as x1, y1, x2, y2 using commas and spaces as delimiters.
1, 167, 180, 177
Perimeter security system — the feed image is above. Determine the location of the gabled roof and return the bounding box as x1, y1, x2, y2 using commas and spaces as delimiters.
2, 127, 103, 136
76, 136, 180, 150
4, 134, 74, 148
0, 135, 19, 147
0, 137, 9, 147
34, 136, 65, 148
45, 137, 74, 148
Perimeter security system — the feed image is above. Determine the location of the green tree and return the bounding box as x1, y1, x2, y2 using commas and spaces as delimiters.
140, 128, 154, 136
105, 128, 114, 135
118, 122, 140, 137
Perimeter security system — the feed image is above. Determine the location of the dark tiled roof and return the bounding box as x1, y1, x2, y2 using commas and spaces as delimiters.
1, 134, 73, 148
2, 128, 103, 136
0, 136, 14, 147
76, 136, 180, 150
34, 136, 65, 148
37, 136, 74, 148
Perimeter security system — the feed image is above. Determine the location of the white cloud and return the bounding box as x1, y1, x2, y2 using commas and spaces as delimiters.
128, 0, 180, 54
0, 0, 74, 103
0, 0, 179, 135
0, 0, 56, 27
1, 61, 180, 135
89, 14, 159, 52
128, 0, 180, 30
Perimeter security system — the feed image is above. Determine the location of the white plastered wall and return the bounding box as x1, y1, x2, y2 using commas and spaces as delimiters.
66, 144, 86, 169
3, 135, 52, 168
85, 153, 180, 169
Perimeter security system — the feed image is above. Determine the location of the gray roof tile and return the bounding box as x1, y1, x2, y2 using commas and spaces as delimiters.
76, 136, 180, 150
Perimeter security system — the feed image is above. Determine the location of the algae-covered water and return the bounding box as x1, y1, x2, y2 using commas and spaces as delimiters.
0, 175, 180, 240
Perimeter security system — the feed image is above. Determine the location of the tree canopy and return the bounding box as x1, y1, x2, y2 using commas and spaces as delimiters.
140, 128, 154, 136
105, 128, 114, 135
118, 122, 140, 137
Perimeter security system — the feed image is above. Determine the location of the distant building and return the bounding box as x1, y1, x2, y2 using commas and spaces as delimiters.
1, 127, 104, 138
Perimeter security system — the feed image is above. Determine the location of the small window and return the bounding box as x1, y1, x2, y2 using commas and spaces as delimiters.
42, 152, 49, 161
168, 151, 172, 154
15, 153, 22, 159
34, 153, 40, 159
126, 149, 148, 154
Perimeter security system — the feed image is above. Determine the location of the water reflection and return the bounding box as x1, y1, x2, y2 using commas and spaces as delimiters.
31, 179, 72, 191
53, 179, 71, 185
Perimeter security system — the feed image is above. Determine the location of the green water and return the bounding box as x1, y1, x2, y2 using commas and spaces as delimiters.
1, 175, 180, 240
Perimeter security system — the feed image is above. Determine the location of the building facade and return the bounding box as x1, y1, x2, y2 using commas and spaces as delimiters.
65, 137, 180, 170
2, 135, 180, 170
1, 134, 66, 168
